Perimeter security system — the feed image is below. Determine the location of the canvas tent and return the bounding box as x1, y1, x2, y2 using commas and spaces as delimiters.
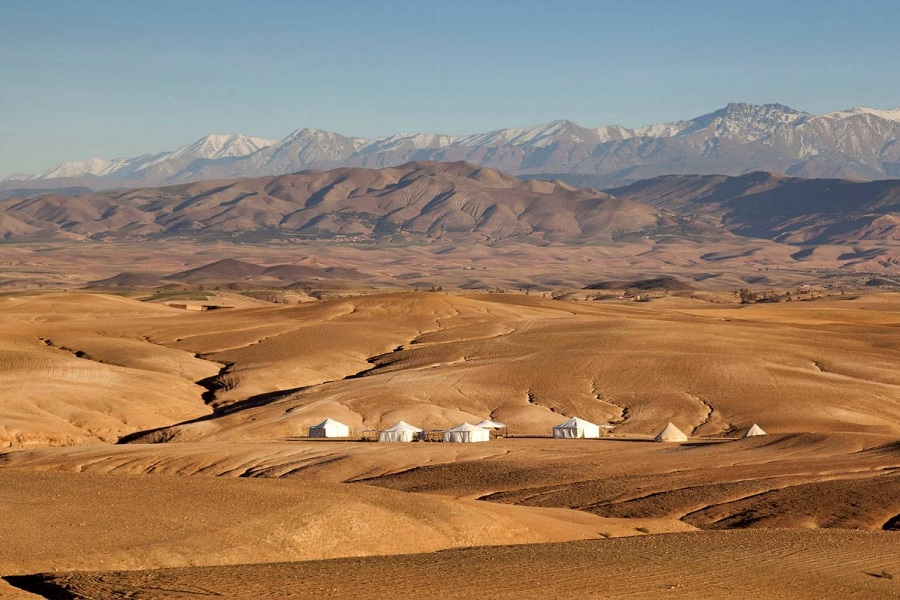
552, 417, 601, 439
443, 422, 491, 443
654, 422, 688, 442
378, 421, 423, 443
743, 423, 767, 438
474, 419, 506, 430
308, 418, 350, 438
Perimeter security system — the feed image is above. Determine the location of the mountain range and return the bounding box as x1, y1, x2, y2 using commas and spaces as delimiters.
6, 103, 900, 192
0, 161, 660, 244
2, 161, 899, 254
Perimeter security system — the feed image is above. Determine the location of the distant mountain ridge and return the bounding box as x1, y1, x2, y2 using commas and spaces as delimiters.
7, 103, 900, 191
0, 161, 664, 244
3, 161, 900, 258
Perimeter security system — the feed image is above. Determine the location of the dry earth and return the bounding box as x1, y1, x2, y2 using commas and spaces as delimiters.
3, 237, 899, 293
1, 290, 899, 598
11, 531, 899, 600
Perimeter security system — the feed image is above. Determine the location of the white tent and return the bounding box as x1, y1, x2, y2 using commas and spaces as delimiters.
443, 422, 491, 443
552, 417, 601, 439
308, 418, 350, 438
474, 419, 506, 430
743, 423, 767, 438
654, 422, 688, 442
377, 421, 423, 443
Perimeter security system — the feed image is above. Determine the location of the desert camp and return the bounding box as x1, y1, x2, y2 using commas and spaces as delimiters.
443, 422, 491, 443
744, 423, 767, 438
552, 417, 602, 439
654, 422, 689, 443
377, 421, 423, 443
308, 418, 350, 438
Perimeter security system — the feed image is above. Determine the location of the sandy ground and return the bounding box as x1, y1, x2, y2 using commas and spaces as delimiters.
9, 530, 899, 599
1, 290, 899, 598
3, 291, 900, 448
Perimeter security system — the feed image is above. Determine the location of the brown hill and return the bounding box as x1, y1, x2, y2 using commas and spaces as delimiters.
607, 172, 900, 244
165, 258, 372, 285
584, 276, 696, 291
86, 272, 170, 288
0, 161, 663, 244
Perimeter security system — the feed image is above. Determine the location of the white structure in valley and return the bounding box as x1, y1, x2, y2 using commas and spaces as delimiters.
743, 423, 767, 438
308, 418, 350, 438
552, 417, 601, 439
654, 422, 689, 442
378, 421, 423, 443
443, 422, 491, 443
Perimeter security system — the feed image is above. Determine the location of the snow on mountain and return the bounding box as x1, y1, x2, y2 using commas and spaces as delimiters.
167, 134, 277, 161
37, 156, 139, 180
457, 120, 599, 148
675, 103, 809, 142
821, 107, 900, 123
8, 103, 900, 189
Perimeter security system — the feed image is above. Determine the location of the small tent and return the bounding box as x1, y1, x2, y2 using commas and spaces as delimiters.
552, 417, 601, 439
308, 418, 350, 438
378, 421, 423, 443
743, 423, 767, 438
443, 422, 491, 443
654, 422, 688, 442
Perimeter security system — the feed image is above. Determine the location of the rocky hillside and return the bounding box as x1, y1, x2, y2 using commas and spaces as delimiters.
607, 172, 900, 244
0, 161, 664, 243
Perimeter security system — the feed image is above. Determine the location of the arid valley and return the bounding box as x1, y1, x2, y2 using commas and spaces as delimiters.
5, 3, 900, 595
1, 271, 899, 597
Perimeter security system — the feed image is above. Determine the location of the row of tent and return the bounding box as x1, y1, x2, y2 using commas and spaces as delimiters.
309, 418, 506, 443
653, 421, 766, 442
557, 417, 767, 442
309, 417, 767, 442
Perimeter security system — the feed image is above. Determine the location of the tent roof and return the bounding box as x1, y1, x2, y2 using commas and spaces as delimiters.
446, 422, 488, 432
744, 423, 767, 437
474, 419, 505, 429
654, 422, 688, 441
382, 420, 423, 432
311, 418, 347, 428
553, 416, 599, 429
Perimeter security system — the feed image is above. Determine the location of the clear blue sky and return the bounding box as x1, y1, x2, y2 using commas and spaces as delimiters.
2, 0, 899, 177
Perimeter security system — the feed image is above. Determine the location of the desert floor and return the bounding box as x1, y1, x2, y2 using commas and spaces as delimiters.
1, 289, 899, 598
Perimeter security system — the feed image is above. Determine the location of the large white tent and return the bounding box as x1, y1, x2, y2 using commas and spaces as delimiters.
654, 422, 688, 442
743, 423, 767, 438
443, 422, 490, 443
308, 418, 350, 438
552, 417, 601, 439
378, 421, 423, 443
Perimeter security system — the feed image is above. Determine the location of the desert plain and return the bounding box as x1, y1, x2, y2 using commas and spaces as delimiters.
1, 273, 899, 598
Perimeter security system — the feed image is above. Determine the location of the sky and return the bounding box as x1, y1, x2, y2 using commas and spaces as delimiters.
2, 0, 899, 177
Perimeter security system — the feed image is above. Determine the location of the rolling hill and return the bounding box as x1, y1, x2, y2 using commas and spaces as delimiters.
0, 161, 664, 244
607, 172, 900, 245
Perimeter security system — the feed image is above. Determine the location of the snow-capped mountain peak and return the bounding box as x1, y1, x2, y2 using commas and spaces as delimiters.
821, 106, 900, 123
172, 133, 277, 160
7, 102, 900, 189
677, 102, 810, 142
